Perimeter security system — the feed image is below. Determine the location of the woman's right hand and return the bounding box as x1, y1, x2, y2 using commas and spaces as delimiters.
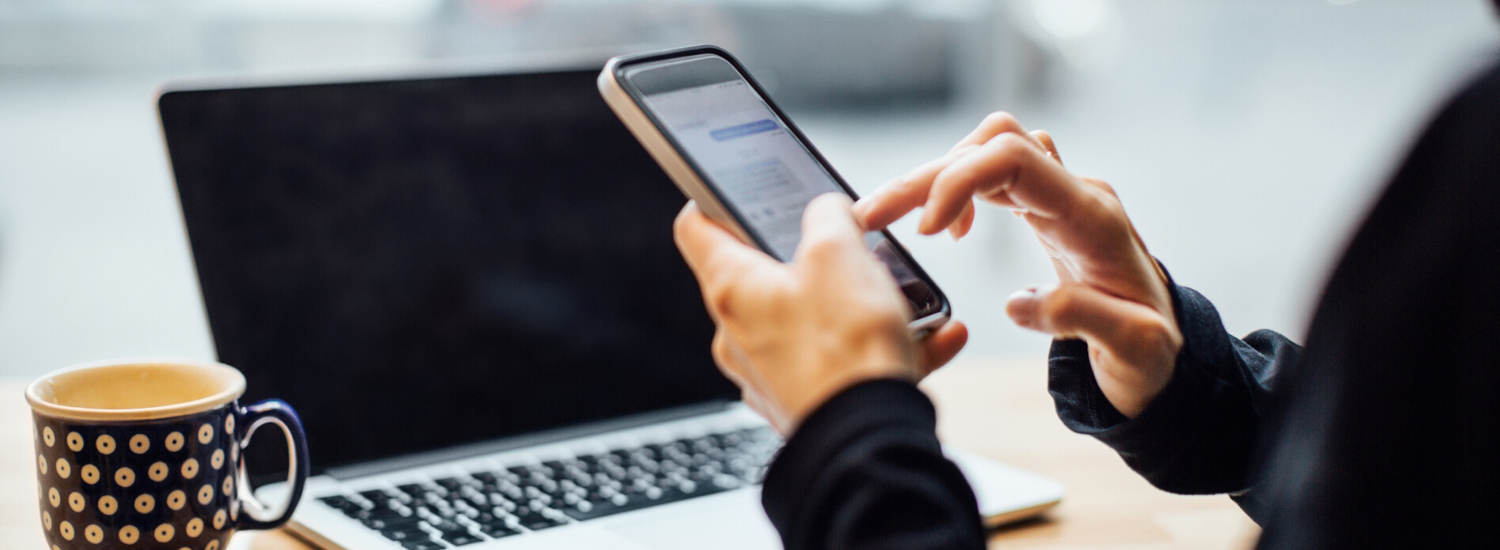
853, 112, 1181, 418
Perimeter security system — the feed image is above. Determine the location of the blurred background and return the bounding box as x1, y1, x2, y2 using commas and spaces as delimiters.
0, 0, 1496, 377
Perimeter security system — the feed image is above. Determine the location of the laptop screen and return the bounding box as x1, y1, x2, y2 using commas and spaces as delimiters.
158, 68, 738, 482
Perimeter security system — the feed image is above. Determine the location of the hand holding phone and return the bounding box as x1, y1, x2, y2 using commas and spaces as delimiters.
598, 46, 952, 335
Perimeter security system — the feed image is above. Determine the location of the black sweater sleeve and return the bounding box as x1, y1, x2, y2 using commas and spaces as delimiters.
1048, 271, 1300, 521
761, 379, 986, 550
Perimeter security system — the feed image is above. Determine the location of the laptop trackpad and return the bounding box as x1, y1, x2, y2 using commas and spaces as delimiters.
603, 488, 782, 550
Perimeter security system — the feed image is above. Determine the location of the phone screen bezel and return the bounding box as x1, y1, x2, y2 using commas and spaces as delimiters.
609, 45, 951, 325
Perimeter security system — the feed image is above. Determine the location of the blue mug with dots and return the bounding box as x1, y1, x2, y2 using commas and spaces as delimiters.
25, 358, 309, 550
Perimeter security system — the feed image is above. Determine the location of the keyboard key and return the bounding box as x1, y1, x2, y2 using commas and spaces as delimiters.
471, 471, 499, 484
434, 478, 465, 492
363, 513, 420, 531
341, 426, 780, 541
397, 484, 430, 498
518, 512, 566, 531
359, 490, 395, 507
442, 532, 484, 546
478, 523, 520, 538
380, 527, 429, 542
320, 495, 369, 518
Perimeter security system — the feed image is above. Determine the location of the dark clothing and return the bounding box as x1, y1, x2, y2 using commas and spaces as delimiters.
762, 380, 986, 550
761, 58, 1500, 550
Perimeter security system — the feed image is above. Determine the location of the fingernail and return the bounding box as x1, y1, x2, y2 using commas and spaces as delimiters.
1005, 288, 1037, 326
918, 214, 937, 235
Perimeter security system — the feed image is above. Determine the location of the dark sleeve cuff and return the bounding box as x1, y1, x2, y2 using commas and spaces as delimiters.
1049, 267, 1259, 494
761, 379, 941, 539
1050, 267, 1235, 429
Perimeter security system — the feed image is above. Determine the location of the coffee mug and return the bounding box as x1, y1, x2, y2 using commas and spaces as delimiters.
25, 358, 309, 550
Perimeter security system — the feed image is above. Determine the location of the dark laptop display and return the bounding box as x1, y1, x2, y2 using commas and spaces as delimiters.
158, 68, 738, 484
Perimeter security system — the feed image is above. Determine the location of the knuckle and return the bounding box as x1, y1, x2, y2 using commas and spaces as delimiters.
672, 205, 694, 234
991, 132, 1034, 155
711, 331, 733, 361
982, 111, 1019, 129
1088, 177, 1119, 197
704, 284, 737, 318
1038, 285, 1080, 325
1072, 188, 1122, 227
799, 233, 844, 261
1122, 316, 1180, 359
1121, 315, 1162, 342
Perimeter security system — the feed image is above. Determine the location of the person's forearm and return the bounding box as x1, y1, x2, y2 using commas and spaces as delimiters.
762, 379, 986, 550
1049, 272, 1299, 520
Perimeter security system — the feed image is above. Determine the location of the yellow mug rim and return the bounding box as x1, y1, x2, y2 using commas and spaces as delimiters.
25, 358, 246, 422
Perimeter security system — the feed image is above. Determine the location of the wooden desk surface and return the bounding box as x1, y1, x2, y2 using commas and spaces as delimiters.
2, 358, 1258, 550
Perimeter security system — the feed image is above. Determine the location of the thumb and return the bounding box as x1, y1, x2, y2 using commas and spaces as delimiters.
794, 193, 868, 266
1006, 282, 1175, 366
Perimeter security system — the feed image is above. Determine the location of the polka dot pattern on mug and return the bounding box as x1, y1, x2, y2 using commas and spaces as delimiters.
115, 466, 135, 488
166, 431, 185, 452
154, 523, 175, 543
185, 518, 203, 537
135, 494, 155, 514
33, 405, 254, 550
198, 484, 215, 505
149, 461, 170, 482
130, 434, 150, 454
119, 525, 138, 545
167, 489, 187, 510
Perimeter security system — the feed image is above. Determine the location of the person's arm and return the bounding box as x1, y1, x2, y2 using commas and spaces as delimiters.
854, 112, 1303, 512
1049, 273, 1299, 517
855, 112, 1299, 518
673, 194, 980, 550
761, 380, 986, 550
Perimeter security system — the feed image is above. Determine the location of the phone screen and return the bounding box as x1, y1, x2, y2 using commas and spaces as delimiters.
622, 54, 944, 320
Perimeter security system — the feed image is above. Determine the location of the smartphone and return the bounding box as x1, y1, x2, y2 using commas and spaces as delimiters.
598, 45, 951, 335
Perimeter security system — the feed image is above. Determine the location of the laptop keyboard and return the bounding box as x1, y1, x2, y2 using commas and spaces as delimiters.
317, 426, 779, 549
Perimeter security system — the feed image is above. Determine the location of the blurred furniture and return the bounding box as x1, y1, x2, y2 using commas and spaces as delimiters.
1, 357, 1257, 549
0, 0, 1030, 109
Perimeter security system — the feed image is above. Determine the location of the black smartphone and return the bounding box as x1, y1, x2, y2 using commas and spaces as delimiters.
598, 45, 951, 334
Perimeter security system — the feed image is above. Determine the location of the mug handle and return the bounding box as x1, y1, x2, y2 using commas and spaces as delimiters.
235, 399, 310, 530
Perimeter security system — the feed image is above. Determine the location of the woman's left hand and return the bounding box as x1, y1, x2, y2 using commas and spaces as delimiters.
674, 194, 968, 435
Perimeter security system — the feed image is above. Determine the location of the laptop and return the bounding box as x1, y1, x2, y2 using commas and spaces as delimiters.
156, 59, 1064, 550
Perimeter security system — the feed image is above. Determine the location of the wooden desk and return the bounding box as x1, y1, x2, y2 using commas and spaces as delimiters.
2, 358, 1258, 550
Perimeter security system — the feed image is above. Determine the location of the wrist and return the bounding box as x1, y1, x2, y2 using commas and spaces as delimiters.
782, 337, 916, 434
